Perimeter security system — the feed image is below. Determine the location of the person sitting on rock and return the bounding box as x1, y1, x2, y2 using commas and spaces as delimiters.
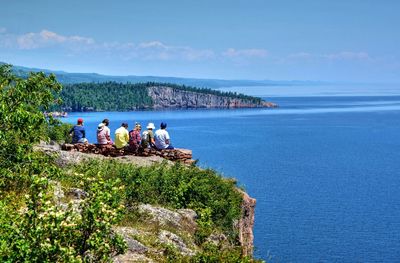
141, 122, 156, 148
101, 118, 113, 144
155, 122, 174, 150
69, 118, 88, 144
114, 122, 129, 149
129, 123, 142, 153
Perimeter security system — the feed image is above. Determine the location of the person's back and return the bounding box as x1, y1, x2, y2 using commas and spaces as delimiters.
97, 123, 108, 145
141, 129, 153, 148
129, 123, 142, 152
97, 118, 112, 145
154, 122, 174, 149
115, 123, 129, 149
141, 123, 155, 148
69, 118, 87, 144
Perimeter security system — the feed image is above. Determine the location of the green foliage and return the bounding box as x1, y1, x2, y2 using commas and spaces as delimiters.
60, 82, 153, 111
72, 172, 127, 261
191, 243, 255, 263
70, 160, 243, 243
46, 122, 73, 143
0, 173, 126, 262
0, 175, 80, 262
153, 242, 257, 263
0, 64, 62, 189
0, 65, 126, 261
58, 81, 262, 112
194, 208, 214, 244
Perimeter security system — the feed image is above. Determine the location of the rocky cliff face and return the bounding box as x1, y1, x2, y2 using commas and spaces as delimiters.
237, 190, 256, 256
148, 86, 276, 109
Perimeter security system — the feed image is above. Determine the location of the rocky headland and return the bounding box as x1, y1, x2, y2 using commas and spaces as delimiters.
148, 86, 277, 109
59, 82, 277, 112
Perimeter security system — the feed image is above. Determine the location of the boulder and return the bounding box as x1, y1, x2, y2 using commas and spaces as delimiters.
138, 204, 197, 233
60, 143, 195, 163
158, 230, 195, 256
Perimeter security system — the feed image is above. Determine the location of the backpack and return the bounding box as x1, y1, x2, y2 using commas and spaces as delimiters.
141, 130, 150, 147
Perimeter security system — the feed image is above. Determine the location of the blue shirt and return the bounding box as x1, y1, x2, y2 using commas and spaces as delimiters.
70, 125, 86, 143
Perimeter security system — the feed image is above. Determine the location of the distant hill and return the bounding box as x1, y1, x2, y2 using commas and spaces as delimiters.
2, 62, 326, 88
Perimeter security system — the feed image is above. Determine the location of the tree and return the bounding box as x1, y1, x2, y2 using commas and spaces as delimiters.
0, 64, 62, 189
0, 65, 126, 262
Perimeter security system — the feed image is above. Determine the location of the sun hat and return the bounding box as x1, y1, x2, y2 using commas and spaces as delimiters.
146, 122, 155, 129
97, 123, 105, 130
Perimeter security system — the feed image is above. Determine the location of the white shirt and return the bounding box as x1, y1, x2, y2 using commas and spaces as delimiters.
154, 129, 170, 149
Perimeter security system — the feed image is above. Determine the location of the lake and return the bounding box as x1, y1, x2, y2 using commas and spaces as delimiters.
63, 93, 400, 262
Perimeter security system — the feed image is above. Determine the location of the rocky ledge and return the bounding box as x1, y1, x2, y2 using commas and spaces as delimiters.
61, 143, 195, 165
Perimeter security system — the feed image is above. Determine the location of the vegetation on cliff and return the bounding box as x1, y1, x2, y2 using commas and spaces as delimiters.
60, 81, 263, 111
60, 82, 153, 111
0, 64, 258, 262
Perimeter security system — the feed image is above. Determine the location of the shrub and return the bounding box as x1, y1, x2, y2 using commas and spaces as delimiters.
191, 242, 254, 263
0, 64, 61, 190
46, 122, 73, 143
0, 173, 126, 262
69, 160, 243, 243
0, 65, 126, 261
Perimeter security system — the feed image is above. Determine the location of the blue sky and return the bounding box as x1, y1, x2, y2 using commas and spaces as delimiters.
1, 0, 399, 82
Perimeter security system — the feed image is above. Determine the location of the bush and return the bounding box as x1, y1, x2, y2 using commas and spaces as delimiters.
191, 242, 254, 263
0, 65, 126, 261
69, 160, 243, 243
0, 173, 126, 262
0, 64, 62, 190
46, 122, 73, 143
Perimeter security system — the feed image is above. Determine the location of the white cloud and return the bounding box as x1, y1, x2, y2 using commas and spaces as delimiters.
127, 41, 215, 61
281, 51, 372, 64
138, 41, 168, 49
0, 27, 6, 34
15, 30, 94, 50
222, 48, 268, 59
322, 51, 371, 61
1, 29, 272, 63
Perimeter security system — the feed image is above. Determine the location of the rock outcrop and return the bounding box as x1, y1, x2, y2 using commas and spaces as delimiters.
61, 143, 195, 165
237, 190, 257, 257
148, 86, 276, 109
35, 142, 170, 167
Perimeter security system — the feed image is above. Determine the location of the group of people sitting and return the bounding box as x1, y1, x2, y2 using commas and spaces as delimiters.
69, 118, 174, 152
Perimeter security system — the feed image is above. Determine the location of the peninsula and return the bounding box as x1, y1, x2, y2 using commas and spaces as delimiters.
60, 82, 277, 112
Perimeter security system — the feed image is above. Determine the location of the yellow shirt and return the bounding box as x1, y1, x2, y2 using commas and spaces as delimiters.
115, 126, 129, 149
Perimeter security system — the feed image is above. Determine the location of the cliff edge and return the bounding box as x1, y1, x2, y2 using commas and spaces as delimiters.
148, 86, 277, 109
36, 142, 257, 261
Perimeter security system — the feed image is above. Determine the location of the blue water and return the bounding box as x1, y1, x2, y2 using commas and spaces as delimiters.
63, 96, 400, 262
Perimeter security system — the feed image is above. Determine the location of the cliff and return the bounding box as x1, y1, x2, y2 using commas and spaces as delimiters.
148, 86, 276, 109
59, 82, 277, 112
35, 142, 257, 261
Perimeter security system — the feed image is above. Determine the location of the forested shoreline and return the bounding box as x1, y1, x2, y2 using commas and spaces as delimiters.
59, 81, 263, 112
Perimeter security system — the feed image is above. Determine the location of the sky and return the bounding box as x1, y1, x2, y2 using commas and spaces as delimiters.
1, 0, 400, 82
